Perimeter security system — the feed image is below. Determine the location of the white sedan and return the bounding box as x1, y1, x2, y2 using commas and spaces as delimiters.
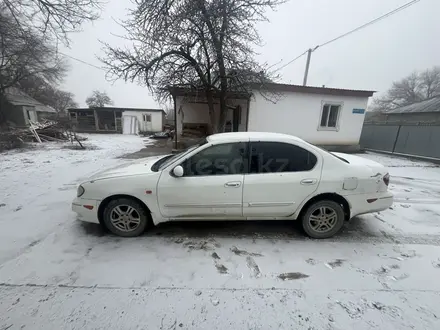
72, 132, 393, 239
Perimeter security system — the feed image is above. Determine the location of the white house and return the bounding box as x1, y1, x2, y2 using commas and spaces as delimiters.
169, 83, 374, 151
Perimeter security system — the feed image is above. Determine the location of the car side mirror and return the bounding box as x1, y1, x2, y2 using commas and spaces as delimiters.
172, 165, 184, 177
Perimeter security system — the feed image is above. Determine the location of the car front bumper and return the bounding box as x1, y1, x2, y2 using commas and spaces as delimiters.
72, 198, 100, 224
347, 191, 394, 218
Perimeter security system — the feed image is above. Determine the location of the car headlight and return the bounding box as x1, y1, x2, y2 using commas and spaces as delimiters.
77, 185, 85, 197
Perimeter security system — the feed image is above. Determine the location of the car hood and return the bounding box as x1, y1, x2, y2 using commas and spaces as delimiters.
88, 154, 170, 181
331, 152, 388, 173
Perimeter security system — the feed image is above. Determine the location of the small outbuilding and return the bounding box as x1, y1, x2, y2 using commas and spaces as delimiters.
0, 87, 56, 127
68, 107, 166, 135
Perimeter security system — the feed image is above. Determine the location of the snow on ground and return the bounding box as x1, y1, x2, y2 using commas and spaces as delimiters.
0, 134, 148, 265
1, 139, 440, 329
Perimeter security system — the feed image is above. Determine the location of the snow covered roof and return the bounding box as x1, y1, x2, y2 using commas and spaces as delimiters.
385, 95, 440, 114
248, 83, 375, 98
4, 87, 56, 113
68, 107, 165, 113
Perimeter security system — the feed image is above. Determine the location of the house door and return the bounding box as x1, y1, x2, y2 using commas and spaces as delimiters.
232, 106, 241, 132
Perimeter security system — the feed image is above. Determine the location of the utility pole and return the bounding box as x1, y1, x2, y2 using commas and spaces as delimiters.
302, 46, 319, 86
303, 48, 312, 86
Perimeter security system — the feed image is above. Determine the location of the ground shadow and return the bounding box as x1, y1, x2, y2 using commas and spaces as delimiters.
76, 216, 387, 243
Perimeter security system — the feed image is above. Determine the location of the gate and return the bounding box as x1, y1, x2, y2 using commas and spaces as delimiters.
360, 123, 440, 159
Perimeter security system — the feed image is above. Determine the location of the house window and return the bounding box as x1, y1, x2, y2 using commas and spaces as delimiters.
319, 104, 341, 129
143, 114, 151, 122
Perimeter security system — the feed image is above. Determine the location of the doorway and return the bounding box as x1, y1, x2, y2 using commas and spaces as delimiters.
232, 105, 241, 132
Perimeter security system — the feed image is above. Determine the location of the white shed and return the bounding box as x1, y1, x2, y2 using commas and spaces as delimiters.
122, 109, 165, 135
170, 83, 374, 151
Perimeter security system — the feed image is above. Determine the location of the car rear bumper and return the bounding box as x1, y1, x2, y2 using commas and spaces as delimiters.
72, 198, 100, 224
347, 191, 394, 218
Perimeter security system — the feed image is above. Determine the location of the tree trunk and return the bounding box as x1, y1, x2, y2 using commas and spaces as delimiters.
217, 87, 227, 133
205, 89, 217, 134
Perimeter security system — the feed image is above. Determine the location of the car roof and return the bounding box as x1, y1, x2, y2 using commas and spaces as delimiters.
206, 132, 306, 143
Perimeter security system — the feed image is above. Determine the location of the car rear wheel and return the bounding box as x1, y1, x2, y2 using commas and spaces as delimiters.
301, 200, 345, 239
102, 198, 150, 237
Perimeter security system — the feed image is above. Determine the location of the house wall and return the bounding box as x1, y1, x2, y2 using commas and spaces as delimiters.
248, 91, 369, 146
123, 110, 163, 133
1, 104, 27, 126
175, 96, 248, 134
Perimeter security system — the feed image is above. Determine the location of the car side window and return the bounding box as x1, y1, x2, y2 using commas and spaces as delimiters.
249, 142, 317, 173
181, 142, 247, 176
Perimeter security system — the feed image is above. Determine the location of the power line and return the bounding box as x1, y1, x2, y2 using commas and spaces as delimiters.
272, 50, 308, 73
318, 0, 421, 49
274, 0, 421, 72
58, 51, 105, 71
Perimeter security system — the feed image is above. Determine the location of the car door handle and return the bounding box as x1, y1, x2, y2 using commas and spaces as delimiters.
225, 182, 241, 188
301, 179, 317, 185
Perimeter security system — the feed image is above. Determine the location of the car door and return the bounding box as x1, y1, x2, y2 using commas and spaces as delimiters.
243, 140, 322, 218
157, 142, 248, 219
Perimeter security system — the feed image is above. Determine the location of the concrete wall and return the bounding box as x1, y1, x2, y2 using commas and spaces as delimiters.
123, 111, 163, 133
175, 96, 248, 135
248, 91, 369, 146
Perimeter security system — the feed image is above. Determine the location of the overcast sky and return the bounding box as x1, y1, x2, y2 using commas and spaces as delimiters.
60, 0, 440, 108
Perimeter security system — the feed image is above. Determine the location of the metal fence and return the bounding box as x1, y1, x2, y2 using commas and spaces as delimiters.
360, 123, 440, 159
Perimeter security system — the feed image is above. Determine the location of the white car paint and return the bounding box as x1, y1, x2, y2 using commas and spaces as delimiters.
72, 132, 393, 233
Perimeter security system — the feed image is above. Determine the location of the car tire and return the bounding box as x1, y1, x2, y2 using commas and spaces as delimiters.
301, 200, 345, 239
102, 198, 150, 237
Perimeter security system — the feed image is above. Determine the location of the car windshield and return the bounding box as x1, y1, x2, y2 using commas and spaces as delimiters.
153, 139, 207, 171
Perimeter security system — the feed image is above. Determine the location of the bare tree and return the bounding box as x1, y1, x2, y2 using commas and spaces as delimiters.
0, 10, 67, 122
373, 66, 440, 112
101, 0, 283, 133
17, 74, 77, 112
52, 90, 78, 112
85, 90, 113, 108
2, 0, 101, 43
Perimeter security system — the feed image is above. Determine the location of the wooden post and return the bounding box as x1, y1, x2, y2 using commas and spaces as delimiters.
173, 94, 178, 150
93, 109, 100, 131
114, 110, 117, 132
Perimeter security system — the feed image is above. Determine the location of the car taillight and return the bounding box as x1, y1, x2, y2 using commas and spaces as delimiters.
383, 173, 390, 186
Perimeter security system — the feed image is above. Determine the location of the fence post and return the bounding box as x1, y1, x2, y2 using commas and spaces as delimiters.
392, 125, 401, 153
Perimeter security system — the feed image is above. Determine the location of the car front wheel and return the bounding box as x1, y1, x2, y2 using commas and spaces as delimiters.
301, 200, 345, 239
102, 198, 150, 237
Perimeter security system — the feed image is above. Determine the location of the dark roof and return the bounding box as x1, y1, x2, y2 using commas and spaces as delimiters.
248, 83, 375, 98
385, 95, 440, 114
5, 87, 56, 113
168, 87, 250, 99
167, 83, 375, 99
68, 107, 165, 113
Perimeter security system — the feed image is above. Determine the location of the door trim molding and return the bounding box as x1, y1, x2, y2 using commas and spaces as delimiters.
247, 202, 294, 207
164, 203, 242, 208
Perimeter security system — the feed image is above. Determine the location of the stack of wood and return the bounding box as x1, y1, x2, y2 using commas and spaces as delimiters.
28, 120, 71, 142
0, 119, 87, 150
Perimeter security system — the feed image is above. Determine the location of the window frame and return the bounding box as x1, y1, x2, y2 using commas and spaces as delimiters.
247, 141, 319, 174
318, 101, 343, 131
175, 142, 248, 177
143, 113, 152, 122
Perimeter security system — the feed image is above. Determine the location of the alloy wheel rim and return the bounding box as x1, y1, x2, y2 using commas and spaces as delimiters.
308, 206, 338, 233
110, 205, 141, 232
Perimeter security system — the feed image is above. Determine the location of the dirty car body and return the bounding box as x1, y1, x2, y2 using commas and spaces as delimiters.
72, 132, 393, 239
